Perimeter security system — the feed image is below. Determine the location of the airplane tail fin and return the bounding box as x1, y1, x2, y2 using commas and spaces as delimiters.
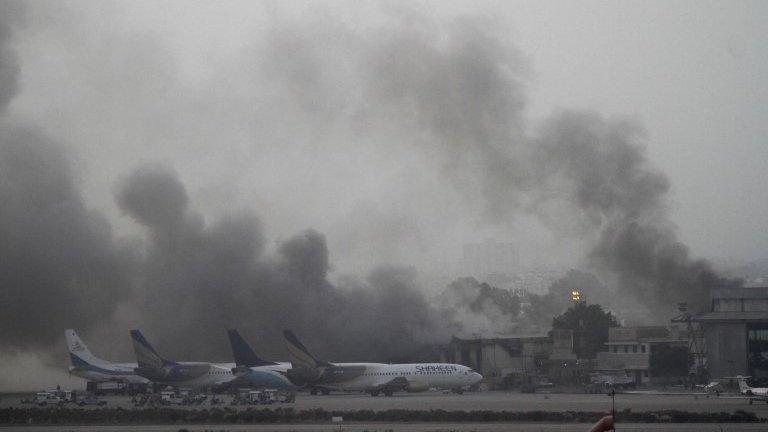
130, 329, 176, 370
65, 329, 108, 368
737, 376, 752, 393
283, 329, 330, 369
227, 329, 277, 367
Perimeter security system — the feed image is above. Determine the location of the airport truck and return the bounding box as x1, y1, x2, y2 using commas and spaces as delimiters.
34, 392, 64, 406
263, 388, 295, 403
232, 388, 295, 405
78, 395, 108, 406
160, 391, 185, 405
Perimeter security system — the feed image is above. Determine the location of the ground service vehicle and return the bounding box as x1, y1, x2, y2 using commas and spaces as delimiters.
78, 395, 107, 406
34, 392, 63, 406
160, 391, 185, 405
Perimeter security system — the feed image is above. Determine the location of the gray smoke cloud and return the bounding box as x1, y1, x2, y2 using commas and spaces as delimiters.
0, 1, 22, 113
0, 3, 133, 354
0, 124, 134, 350
112, 164, 451, 361
0, 5, 22, 115
346, 17, 734, 315
0, 2, 742, 377
255, 13, 734, 316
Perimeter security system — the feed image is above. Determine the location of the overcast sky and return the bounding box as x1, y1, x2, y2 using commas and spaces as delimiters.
7, 0, 768, 281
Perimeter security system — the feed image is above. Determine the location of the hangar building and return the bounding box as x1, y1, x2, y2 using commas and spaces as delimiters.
695, 287, 768, 378
441, 330, 583, 386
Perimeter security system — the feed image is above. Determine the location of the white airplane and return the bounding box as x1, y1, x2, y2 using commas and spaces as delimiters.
284, 330, 483, 396
737, 376, 768, 404
65, 329, 148, 384
130, 329, 237, 390
227, 329, 296, 390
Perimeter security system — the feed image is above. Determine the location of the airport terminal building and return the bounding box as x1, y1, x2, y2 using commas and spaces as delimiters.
696, 286, 768, 378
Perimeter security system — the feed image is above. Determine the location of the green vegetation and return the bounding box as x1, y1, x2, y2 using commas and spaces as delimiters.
649, 344, 694, 381
0, 407, 762, 425
552, 302, 619, 359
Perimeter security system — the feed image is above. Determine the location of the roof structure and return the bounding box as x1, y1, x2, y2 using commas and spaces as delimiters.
694, 311, 768, 322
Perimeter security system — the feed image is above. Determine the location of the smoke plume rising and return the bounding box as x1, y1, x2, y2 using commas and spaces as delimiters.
112, 164, 452, 361
0, 3, 132, 354
0, 3, 743, 387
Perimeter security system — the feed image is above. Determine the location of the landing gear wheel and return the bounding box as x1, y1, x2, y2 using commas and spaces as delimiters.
321, 388, 330, 396
310, 388, 318, 396
370, 390, 380, 397
383, 389, 393, 397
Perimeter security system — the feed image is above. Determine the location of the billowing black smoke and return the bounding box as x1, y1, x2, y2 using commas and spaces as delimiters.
531, 111, 740, 313
0, 127, 135, 350
112, 164, 451, 361
0, 5, 738, 370
261, 14, 734, 315
351, 19, 737, 315
0, 3, 134, 352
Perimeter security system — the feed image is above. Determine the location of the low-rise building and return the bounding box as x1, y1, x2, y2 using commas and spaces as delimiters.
596, 326, 688, 384
695, 287, 768, 378
441, 334, 551, 386
442, 330, 584, 386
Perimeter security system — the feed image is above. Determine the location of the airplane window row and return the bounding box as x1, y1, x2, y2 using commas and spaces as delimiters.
362, 371, 453, 376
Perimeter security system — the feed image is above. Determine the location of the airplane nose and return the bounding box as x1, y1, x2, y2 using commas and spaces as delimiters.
472, 373, 483, 384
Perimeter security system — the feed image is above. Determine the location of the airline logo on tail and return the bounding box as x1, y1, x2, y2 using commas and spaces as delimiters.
71, 341, 85, 352
66, 329, 108, 367
66, 329, 87, 354
65, 329, 147, 384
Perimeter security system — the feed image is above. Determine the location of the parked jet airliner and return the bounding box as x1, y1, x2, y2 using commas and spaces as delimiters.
66, 329, 148, 384
284, 330, 483, 396
227, 329, 295, 389
738, 376, 768, 403
130, 330, 237, 389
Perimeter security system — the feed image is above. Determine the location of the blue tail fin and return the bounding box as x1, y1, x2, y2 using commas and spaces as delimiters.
130, 329, 177, 369
227, 329, 277, 367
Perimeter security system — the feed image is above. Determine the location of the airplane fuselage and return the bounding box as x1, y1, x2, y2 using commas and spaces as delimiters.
134, 362, 238, 389
68, 361, 148, 384
235, 362, 296, 389
736, 376, 768, 398
315, 363, 482, 394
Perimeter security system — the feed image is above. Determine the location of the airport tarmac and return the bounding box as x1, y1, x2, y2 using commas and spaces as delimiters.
1, 390, 766, 414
